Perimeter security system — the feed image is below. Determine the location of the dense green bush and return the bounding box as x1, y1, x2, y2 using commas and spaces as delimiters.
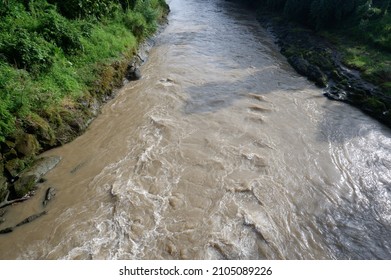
373, 0, 390, 15
123, 11, 149, 39
283, 0, 312, 24
0, 62, 31, 141
248, 0, 390, 29
0, 29, 55, 73
38, 10, 83, 53
309, 0, 369, 29
0, 93, 15, 142
48, 0, 118, 19
266, 0, 287, 11
0, 0, 167, 143
134, 0, 158, 24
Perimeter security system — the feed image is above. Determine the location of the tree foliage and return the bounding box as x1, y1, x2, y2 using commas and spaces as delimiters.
250, 0, 389, 29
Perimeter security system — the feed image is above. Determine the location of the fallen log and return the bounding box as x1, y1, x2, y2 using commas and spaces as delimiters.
0, 191, 29, 209
0, 227, 14, 234
15, 211, 47, 227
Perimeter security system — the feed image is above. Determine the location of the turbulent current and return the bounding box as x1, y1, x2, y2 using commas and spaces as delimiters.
1, 0, 390, 260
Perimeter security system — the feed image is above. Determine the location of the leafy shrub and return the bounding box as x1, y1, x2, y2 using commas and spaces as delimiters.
0, 29, 55, 74
0, 1, 10, 16
0, 98, 15, 142
0, 62, 26, 141
134, 0, 158, 24
266, 0, 287, 11
119, 0, 137, 10
283, 0, 312, 24
0, 0, 168, 144
49, 0, 119, 19
123, 11, 148, 39
38, 10, 83, 54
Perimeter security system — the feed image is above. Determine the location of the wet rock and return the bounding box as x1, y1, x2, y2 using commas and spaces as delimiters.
0, 211, 47, 234
15, 211, 47, 227
5, 158, 25, 178
13, 156, 61, 198
126, 65, 142, 81
287, 56, 327, 87
133, 68, 142, 80
68, 117, 86, 133
0, 227, 14, 234
324, 86, 348, 101
43, 187, 56, 206
15, 133, 40, 157
12, 174, 36, 198
23, 115, 56, 148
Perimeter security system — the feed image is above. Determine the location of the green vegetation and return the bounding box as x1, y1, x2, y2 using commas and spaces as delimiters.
325, 30, 391, 96
0, 0, 168, 141
243, 0, 390, 96
0, 0, 168, 194
247, 0, 389, 30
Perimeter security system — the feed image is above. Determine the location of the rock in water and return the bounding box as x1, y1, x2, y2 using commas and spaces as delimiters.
43, 187, 56, 206
13, 156, 61, 198
15, 211, 47, 227
0, 227, 14, 234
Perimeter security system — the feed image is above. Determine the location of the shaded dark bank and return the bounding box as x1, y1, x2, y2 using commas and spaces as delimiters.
258, 15, 391, 126
231, 0, 391, 128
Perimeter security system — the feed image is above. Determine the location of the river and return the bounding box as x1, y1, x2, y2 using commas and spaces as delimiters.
0, 0, 390, 260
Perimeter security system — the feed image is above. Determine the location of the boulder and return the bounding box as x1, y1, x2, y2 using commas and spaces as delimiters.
13, 156, 61, 198
287, 55, 327, 87
15, 133, 40, 157
126, 65, 142, 81
12, 174, 36, 198
324, 86, 348, 101
0, 227, 13, 234
43, 187, 56, 206
23, 115, 56, 148
5, 158, 25, 178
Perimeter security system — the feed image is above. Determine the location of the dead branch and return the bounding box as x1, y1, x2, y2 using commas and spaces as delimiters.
0, 191, 29, 209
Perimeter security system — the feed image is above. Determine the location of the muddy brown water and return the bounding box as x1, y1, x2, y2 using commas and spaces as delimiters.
1, 0, 390, 260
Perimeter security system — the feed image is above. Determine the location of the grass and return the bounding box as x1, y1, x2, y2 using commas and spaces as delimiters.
321, 14, 391, 96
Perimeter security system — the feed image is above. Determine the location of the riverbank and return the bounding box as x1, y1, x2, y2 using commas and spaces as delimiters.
255, 12, 391, 128
0, 1, 169, 205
